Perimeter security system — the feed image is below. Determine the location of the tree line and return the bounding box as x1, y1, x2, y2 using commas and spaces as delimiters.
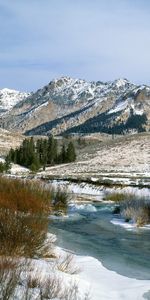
6, 135, 76, 171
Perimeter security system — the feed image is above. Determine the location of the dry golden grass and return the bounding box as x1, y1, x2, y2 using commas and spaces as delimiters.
105, 192, 134, 202
0, 257, 22, 300
0, 177, 52, 214
57, 253, 81, 275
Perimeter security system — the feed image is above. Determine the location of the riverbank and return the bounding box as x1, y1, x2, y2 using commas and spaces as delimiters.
21, 234, 150, 300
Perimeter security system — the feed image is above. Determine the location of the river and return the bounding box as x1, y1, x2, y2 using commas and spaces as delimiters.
49, 190, 150, 281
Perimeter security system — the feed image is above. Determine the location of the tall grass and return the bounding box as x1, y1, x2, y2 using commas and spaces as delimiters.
121, 199, 150, 226
0, 177, 53, 257
105, 192, 134, 202
0, 257, 21, 300
0, 177, 52, 214
109, 191, 150, 226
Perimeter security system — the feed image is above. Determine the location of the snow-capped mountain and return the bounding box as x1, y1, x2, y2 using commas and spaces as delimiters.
0, 77, 150, 135
0, 88, 30, 113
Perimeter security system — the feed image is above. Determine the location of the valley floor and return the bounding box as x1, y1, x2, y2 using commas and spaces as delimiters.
36, 133, 150, 187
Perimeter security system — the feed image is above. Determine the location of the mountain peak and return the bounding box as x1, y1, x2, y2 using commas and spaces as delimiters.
0, 88, 30, 112
113, 78, 131, 88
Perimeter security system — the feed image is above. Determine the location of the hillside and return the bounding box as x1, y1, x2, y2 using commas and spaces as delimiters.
0, 77, 150, 136
38, 132, 150, 185
0, 128, 24, 155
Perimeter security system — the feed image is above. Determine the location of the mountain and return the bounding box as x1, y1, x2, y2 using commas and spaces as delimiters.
0, 88, 30, 114
0, 77, 150, 135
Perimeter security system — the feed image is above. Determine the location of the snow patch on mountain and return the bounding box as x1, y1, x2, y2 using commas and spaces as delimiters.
0, 88, 30, 112
113, 78, 131, 88
108, 100, 128, 114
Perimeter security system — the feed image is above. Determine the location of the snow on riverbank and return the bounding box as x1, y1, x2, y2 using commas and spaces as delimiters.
20, 240, 150, 300
47, 179, 150, 201
111, 218, 150, 231
108, 185, 150, 198
76, 254, 150, 300
49, 180, 104, 197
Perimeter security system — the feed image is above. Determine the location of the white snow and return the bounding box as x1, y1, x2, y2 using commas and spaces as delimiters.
48, 180, 104, 198
69, 203, 97, 212
108, 186, 150, 198
11, 240, 150, 300
0, 157, 5, 163
114, 78, 129, 88
108, 100, 128, 114
111, 218, 150, 231
10, 163, 30, 175
131, 104, 144, 115
111, 218, 136, 230
0, 88, 30, 111
76, 254, 150, 300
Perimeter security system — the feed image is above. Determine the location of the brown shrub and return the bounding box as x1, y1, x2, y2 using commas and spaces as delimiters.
0, 177, 52, 214
0, 177, 52, 257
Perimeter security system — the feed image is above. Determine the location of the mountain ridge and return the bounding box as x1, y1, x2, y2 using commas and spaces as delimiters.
0, 76, 150, 135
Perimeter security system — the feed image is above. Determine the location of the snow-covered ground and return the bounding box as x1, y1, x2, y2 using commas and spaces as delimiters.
11, 234, 150, 300
10, 163, 30, 175
46, 180, 150, 200
76, 254, 150, 300
111, 218, 150, 231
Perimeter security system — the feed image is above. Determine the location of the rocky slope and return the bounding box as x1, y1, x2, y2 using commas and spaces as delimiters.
0, 128, 24, 155
0, 77, 150, 135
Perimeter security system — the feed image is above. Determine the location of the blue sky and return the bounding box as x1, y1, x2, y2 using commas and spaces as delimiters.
0, 0, 150, 91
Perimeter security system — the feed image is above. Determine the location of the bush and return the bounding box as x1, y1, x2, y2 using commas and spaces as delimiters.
122, 200, 150, 226
0, 177, 52, 257
0, 161, 11, 173
110, 192, 150, 226
53, 188, 68, 212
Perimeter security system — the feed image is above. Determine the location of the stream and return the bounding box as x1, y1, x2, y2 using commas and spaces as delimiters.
48, 186, 150, 280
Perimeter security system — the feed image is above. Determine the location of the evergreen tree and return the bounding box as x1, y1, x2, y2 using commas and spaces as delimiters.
66, 142, 76, 162
30, 154, 41, 172
5, 155, 11, 171
7, 136, 76, 171
47, 135, 58, 164
60, 144, 67, 163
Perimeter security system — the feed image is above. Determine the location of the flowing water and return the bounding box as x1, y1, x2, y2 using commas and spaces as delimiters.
49, 197, 150, 280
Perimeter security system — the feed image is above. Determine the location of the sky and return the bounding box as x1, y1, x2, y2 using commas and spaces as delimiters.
0, 0, 150, 91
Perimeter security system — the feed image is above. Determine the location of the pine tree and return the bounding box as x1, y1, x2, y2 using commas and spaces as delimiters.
47, 135, 57, 165
66, 141, 76, 162
7, 136, 76, 171
61, 144, 67, 163
5, 155, 11, 172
